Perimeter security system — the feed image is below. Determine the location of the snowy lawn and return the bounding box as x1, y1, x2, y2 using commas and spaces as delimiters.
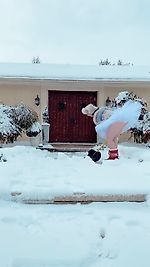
0, 143, 150, 200
0, 201, 150, 267
0, 143, 150, 266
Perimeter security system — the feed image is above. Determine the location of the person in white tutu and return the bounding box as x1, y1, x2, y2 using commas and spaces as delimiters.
82, 92, 142, 160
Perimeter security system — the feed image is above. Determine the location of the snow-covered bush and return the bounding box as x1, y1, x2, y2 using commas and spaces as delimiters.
0, 105, 20, 143
0, 104, 41, 143
106, 91, 150, 144
13, 104, 38, 129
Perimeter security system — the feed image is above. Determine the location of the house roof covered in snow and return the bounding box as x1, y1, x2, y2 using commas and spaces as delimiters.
0, 63, 150, 81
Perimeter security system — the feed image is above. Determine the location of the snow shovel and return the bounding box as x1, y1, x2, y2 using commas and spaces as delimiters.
87, 149, 101, 162
87, 143, 106, 162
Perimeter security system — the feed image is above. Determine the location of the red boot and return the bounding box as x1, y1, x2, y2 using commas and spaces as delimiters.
107, 149, 119, 160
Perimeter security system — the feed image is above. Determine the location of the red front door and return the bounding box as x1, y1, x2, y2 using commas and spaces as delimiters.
48, 91, 97, 143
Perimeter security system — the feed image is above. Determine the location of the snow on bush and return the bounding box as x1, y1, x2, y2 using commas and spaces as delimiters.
0, 105, 20, 143
13, 104, 38, 129
106, 91, 150, 144
0, 104, 41, 143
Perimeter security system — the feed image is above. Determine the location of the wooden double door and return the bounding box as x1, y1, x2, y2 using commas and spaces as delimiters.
48, 91, 97, 143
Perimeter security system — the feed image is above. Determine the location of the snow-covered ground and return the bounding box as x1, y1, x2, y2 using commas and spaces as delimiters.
0, 143, 150, 266
1, 201, 150, 267
0, 143, 150, 200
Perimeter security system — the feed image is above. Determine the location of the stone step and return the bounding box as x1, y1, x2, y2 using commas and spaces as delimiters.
11, 192, 146, 204
37, 143, 96, 152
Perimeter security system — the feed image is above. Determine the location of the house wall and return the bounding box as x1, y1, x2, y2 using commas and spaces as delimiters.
40, 80, 150, 110
0, 78, 149, 143
0, 79, 41, 119
102, 81, 150, 106
40, 79, 150, 144
1, 79, 149, 119
40, 80, 105, 115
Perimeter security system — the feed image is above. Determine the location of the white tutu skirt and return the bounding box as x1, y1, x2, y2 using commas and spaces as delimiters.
95, 100, 142, 139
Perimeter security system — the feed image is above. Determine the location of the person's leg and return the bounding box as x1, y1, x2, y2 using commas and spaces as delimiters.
114, 137, 119, 147
107, 122, 127, 149
106, 122, 127, 159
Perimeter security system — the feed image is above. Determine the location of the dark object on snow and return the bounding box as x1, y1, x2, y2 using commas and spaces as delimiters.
0, 153, 7, 162
88, 149, 101, 162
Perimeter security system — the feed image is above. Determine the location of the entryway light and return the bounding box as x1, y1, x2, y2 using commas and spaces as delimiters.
35, 95, 40, 106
